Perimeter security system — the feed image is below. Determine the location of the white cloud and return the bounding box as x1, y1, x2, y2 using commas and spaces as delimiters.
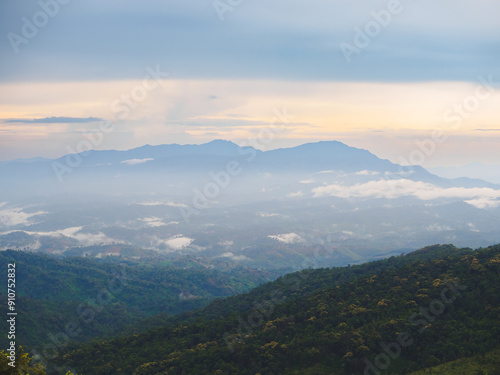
468, 222, 480, 232
312, 179, 500, 208
1, 227, 119, 246
258, 212, 281, 217
425, 224, 452, 232
219, 252, 249, 261
121, 158, 154, 166
355, 170, 379, 176
287, 191, 303, 198
385, 171, 415, 177
300, 179, 315, 184
268, 232, 303, 244
57, 227, 84, 237
464, 198, 500, 209
140, 217, 166, 227
161, 235, 193, 250
0, 205, 47, 227
315, 170, 335, 174
137, 201, 188, 207
73, 232, 117, 246
218, 240, 234, 246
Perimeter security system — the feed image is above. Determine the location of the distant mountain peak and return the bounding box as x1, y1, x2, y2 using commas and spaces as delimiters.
205, 139, 237, 146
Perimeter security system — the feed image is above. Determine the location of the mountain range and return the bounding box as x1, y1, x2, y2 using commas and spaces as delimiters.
429, 163, 500, 185
1, 140, 499, 269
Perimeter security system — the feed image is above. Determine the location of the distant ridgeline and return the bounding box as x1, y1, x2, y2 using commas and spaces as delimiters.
43, 243, 500, 375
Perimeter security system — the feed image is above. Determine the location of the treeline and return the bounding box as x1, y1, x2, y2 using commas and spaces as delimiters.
52, 244, 500, 374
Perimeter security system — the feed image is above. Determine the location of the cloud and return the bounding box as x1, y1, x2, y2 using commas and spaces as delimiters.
1, 227, 120, 246
139, 217, 179, 227
218, 252, 249, 261
72, 231, 117, 246
5, 117, 102, 124
0, 205, 47, 227
268, 233, 304, 244
161, 235, 193, 250
1, 1, 499, 82
425, 224, 452, 232
140, 217, 166, 227
464, 198, 500, 209
175, 118, 283, 128
120, 158, 154, 166
258, 212, 281, 218
315, 170, 336, 174
312, 179, 500, 208
137, 201, 188, 207
287, 191, 303, 198
355, 170, 380, 176
468, 222, 480, 232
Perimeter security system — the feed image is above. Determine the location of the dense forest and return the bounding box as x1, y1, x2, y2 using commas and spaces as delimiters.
0, 250, 275, 351
41, 243, 500, 374
409, 347, 500, 374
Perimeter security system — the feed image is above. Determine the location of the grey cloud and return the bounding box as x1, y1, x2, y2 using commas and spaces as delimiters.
172, 118, 313, 128
5, 117, 102, 124
0, 0, 499, 82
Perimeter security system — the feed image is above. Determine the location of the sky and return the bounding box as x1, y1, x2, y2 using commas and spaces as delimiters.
0, 0, 499, 167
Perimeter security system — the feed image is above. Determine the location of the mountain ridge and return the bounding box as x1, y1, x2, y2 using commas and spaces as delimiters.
1, 139, 497, 191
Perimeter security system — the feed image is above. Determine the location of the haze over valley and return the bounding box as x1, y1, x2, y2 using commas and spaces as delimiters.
1, 1, 500, 374
1, 140, 499, 270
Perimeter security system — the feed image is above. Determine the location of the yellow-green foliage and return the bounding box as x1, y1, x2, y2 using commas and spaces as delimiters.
0, 347, 79, 375
409, 347, 500, 375
0, 346, 46, 374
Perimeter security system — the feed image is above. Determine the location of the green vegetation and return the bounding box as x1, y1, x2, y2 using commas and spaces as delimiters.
0, 346, 78, 375
409, 347, 500, 375
0, 250, 274, 351
51, 244, 500, 374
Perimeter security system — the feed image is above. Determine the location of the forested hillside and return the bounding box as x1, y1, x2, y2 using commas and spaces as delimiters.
0, 250, 274, 351
409, 347, 500, 374
51, 244, 500, 374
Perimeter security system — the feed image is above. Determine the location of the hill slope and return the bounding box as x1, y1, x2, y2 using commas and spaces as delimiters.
52, 244, 500, 374
0, 250, 274, 351
409, 347, 500, 375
